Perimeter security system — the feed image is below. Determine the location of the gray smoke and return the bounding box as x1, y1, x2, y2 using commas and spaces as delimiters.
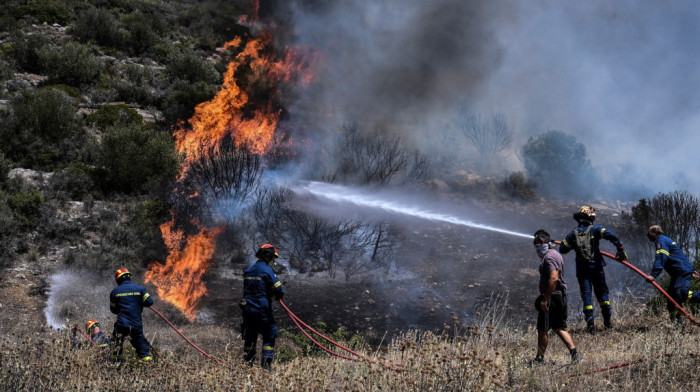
275, 0, 700, 198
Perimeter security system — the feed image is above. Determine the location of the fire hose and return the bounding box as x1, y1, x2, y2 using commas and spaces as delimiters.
598, 250, 699, 326
280, 300, 404, 371
555, 246, 699, 377
149, 306, 230, 368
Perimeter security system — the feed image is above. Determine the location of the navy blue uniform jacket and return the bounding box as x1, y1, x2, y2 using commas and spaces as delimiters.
559, 222, 623, 267
110, 279, 154, 328
650, 234, 694, 279
243, 261, 284, 311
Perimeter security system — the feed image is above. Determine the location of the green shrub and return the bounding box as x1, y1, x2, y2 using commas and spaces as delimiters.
10, 0, 70, 25
0, 152, 11, 185
10, 31, 50, 73
87, 104, 143, 129
7, 189, 43, 228
95, 124, 179, 195
48, 163, 96, 200
71, 7, 124, 48
165, 47, 220, 84
122, 12, 165, 55
0, 87, 82, 170
38, 42, 103, 87
520, 130, 598, 199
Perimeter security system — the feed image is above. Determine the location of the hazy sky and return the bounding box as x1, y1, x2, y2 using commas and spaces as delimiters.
272, 0, 700, 198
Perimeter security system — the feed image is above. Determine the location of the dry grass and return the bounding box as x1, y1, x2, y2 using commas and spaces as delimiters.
2, 300, 700, 391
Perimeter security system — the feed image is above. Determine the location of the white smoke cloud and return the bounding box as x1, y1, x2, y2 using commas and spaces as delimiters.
274, 0, 700, 198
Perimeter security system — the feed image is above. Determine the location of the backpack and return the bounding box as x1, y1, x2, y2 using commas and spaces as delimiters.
574, 225, 594, 260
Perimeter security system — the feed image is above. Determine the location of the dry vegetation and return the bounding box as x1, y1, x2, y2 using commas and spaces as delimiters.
3, 299, 700, 391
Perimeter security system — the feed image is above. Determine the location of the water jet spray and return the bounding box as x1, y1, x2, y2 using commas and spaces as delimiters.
294, 181, 532, 239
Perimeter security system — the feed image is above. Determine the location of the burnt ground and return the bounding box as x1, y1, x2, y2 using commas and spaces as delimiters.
198, 197, 616, 343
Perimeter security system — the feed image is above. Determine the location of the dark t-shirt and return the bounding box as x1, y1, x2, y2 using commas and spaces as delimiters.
539, 248, 567, 295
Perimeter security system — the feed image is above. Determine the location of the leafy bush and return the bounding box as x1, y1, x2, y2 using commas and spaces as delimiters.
10, 31, 50, 73
165, 47, 220, 85
520, 130, 598, 199
38, 42, 103, 87
87, 104, 143, 129
7, 189, 44, 228
7, 0, 71, 25
122, 12, 166, 55
0, 87, 83, 169
94, 124, 179, 195
71, 8, 124, 48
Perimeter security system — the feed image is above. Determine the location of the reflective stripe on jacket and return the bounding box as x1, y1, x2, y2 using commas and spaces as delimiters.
110, 279, 154, 328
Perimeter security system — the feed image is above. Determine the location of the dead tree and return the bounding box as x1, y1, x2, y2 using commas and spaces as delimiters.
459, 113, 512, 171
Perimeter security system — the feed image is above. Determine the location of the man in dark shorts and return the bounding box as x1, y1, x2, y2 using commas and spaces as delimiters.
533, 229, 582, 364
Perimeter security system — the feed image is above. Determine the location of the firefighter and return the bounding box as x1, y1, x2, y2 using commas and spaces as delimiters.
558, 206, 627, 332
85, 319, 111, 348
532, 230, 581, 364
241, 244, 285, 370
645, 225, 700, 322
110, 267, 154, 365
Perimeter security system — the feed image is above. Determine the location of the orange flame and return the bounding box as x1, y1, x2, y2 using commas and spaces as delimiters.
148, 25, 317, 320
146, 217, 224, 321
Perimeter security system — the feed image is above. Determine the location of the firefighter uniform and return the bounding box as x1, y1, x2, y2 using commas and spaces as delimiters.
560, 222, 624, 329
110, 275, 154, 363
650, 234, 700, 321
241, 258, 285, 369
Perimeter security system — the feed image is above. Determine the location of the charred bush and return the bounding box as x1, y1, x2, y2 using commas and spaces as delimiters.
253, 186, 395, 278
320, 123, 431, 186
620, 191, 700, 265
500, 171, 536, 201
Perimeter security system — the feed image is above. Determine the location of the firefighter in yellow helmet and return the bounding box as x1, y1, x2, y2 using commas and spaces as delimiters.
558, 206, 627, 333
85, 319, 111, 348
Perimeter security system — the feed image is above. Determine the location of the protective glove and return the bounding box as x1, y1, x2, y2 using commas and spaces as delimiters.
275, 291, 284, 301
645, 275, 655, 283
615, 247, 628, 261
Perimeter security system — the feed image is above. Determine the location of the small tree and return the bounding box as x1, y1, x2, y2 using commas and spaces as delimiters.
520, 130, 597, 198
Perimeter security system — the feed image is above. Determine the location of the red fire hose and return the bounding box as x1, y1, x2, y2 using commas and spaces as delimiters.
280, 300, 404, 371
597, 250, 700, 326
73, 325, 94, 344
149, 306, 230, 368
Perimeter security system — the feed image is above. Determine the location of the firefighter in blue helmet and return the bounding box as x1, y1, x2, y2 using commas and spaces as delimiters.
645, 225, 700, 322
559, 206, 627, 333
241, 244, 285, 370
110, 267, 154, 364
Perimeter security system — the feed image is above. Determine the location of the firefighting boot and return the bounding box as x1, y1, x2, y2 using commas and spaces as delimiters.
602, 304, 613, 329
261, 357, 273, 371
243, 348, 256, 367
584, 309, 596, 334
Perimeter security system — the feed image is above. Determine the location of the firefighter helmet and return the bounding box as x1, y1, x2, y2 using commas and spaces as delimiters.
255, 243, 279, 261
574, 205, 596, 223
85, 319, 99, 331
114, 267, 131, 283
